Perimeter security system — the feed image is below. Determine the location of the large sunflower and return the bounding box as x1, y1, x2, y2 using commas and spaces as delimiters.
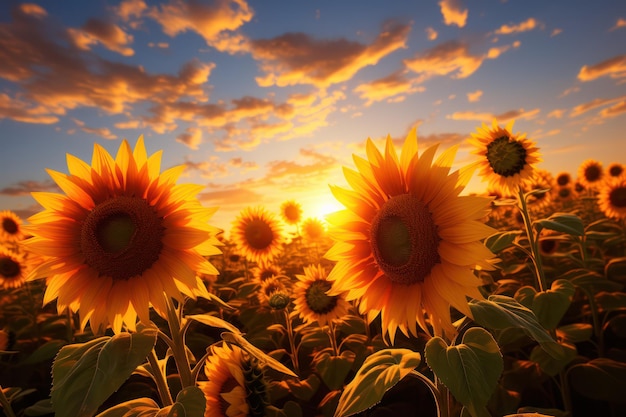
0, 247, 29, 289
23, 137, 221, 334
199, 343, 269, 417
292, 264, 351, 327
598, 178, 626, 220
231, 207, 284, 264
326, 130, 496, 341
0, 211, 24, 243
469, 119, 541, 195
280, 200, 303, 225
578, 159, 604, 189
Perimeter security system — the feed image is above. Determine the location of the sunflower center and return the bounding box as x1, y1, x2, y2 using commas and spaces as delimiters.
584, 165, 602, 182
2, 218, 18, 235
305, 280, 337, 314
609, 165, 624, 177
556, 174, 570, 186
81, 196, 164, 280
244, 219, 274, 250
260, 270, 275, 281
284, 206, 300, 222
0, 257, 20, 278
370, 193, 440, 285
486, 136, 527, 177
610, 186, 626, 208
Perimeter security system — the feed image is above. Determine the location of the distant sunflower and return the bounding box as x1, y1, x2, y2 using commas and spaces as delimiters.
598, 179, 626, 220
469, 119, 541, 195
231, 207, 284, 264
199, 343, 269, 417
578, 159, 604, 189
251, 261, 283, 287
301, 217, 325, 241
0, 247, 29, 289
292, 264, 350, 326
326, 130, 496, 341
23, 137, 221, 334
556, 186, 575, 202
555, 172, 572, 187
280, 200, 303, 225
0, 211, 24, 243
607, 163, 624, 179
523, 169, 553, 210
257, 275, 288, 306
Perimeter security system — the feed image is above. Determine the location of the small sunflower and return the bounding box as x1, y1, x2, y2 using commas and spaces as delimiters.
301, 217, 325, 241
23, 137, 221, 334
469, 119, 542, 195
199, 343, 270, 417
598, 179, 626, 220
555, 172, 572, 187
257, 275, 288, 306
292, 264, 350, 327
231, 207, 284, 264
0, 211, 24, 243
280, 200, 303, 225
326, 129, 496, 341
523, 169, 553, 211
578, 159, 604, 189
0, 247, 29, 289
251, 261, 283, 287
607, 163, 624, 179
556, 186, 575, 202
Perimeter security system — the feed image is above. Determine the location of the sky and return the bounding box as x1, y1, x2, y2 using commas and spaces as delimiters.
1, 0, 625, 235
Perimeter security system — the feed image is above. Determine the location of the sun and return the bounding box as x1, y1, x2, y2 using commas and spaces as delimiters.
309, 199, 344, 223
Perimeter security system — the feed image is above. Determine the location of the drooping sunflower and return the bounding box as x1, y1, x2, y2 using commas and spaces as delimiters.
0, 247, 29, 289
23, 137, 221, 334
326, 130, 496, 341
292, 264, 351, 327
0, 211, 24, 243
199, 343, 270, 417
598, 178, 626, 220
231, 207, 284, 264
578, 159, 604, 189
301, 217, 325, 241
468, 119, 542, 195
280, 200, 303, 225
607, 163, 624, 179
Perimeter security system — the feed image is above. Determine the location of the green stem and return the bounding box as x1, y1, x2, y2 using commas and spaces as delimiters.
0, 386, 16, 417
326, 321, 339, 357
517, 187, 548, 292
148, 349, 173, 406
435, 376, 450, 417
282, 309, 300, 375
165, 296, 194, 388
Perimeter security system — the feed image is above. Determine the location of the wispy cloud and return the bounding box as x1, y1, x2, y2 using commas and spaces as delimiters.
569, 95, 626, 117
438, 0, 468, 28
577, 55, 626, 81
609, 18, 626, 31
494, 17, 542, 35
425, 27, 438, 41
353, 71, 424, 106
447, 108, 540, 121
67, 19, 135, 56
0, 180, 59, 196
467, 90, 483, 102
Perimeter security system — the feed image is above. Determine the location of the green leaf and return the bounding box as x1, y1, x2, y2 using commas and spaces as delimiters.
95, 398, 160, 417
22, 339, 66, 365
556, 323, 593, 343
484, 231, 521, 253
315, 351, 355, 391
531, 280, 575, 329
566, 269, 623, 293
534, 213, 584, 236
529, 343, 576, 376
469, 295, 562, 359
221, 332, 297, 377
51, 327, 158, 417
605, 256, 626, 283
594, 291, 626, 313
167, 386, 206, 417
333, 348, 421, 417
569, 358, 626, 403
187, 313, 242, 334
425, 328, 503, 417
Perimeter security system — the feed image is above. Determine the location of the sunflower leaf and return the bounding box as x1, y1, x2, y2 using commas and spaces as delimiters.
221, 331, 298, 377
425, 328, 502, 417
533, 212, 584, 236
484, 231, 521, 253
569, 358, 626, 403
187, 313, 242, 334
333, 348, 421, 417
51, 326, 158, 417
94, 398, 160, 417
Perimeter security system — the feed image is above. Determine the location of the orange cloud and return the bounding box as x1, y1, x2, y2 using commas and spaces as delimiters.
0, 93, 59, 124
353, 71, 424, 106
467, 90, 483, 102
447, 108, 540, 121
67, 19, 135, 56
426, 27, 438, 41
599, 100, 626, 117
547, 109, 565, 118
116, 0, 148, 21
495, 18, 542, 35
569, 95, 626, 117
578, 55, 626, 81
251, 21, 411, 88
610, 18, 626, 31
177, 126, 203, 149
0, 180, 59, 196
439, 0, 468, 28
72, 118, 117, 139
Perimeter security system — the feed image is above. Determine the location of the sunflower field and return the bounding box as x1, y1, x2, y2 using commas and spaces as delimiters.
1, 120, 625, 417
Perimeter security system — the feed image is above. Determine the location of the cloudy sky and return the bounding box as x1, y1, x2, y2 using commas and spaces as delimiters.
1, 0, 625, 233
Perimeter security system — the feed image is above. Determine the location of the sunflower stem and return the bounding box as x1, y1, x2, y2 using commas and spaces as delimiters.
434, 375, 450, 417
326, 321, 339, 357
0, 386, 17, 417
517, 187, 548, 293
165, 296, 194, 388
148, 349, 173, 407
282, 309, 300, 375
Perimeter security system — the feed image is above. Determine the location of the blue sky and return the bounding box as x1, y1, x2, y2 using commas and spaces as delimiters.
1, 0, 625, 233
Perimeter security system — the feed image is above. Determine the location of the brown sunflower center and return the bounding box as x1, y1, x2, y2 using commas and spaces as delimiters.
558, 187, 572, 199
556, 174, 570, 186
584, 164, 602, 182
370, 193, 440, 285
486, 136, 527, 177
284, 205, 300, 222
260, 270, 275, 281
81, 196, 164, 280
610, 186, 626, 208
609, 165, 624, 177
2, 218, 18, 235
0, 256, 20, 278
305, 280, 337, 315
244, 219, 274, 250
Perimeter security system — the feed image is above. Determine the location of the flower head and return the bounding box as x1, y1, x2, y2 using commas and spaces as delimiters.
231, 207, 284, 264
598, 178, 626, 220
292, 264, 350, 327
469, 119, 541, 195
555, 172, 572, 187
257, 275, 288, 306
0, 211, 24, 243
0, 247, 29, 289
301, 217, 325, 241
607, 163, 624, 179
280, 200, 303, 225
578, 159, 604, 189
326, 130, 496, 341
24, 137, 221, 333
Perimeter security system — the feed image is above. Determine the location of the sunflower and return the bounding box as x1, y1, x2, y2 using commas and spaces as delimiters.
0, 211, 24, 243
522, 169, 553, 211
469, 119, 542, 195
250, 261, 283, 287
23, 137, 221, 334
257, 275, 289, 306
578, 159, 604, 189
231, 207, 284, 264
301, 217, 325, 241
292, 264, 350, 327
199, 343, 269, 417
0, 247, 29, 289
326, 130, 496, 341
555, 172, 572, 187
598, 178, 626, 220
280, 200, 303, 225
607, 163, 624, 179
